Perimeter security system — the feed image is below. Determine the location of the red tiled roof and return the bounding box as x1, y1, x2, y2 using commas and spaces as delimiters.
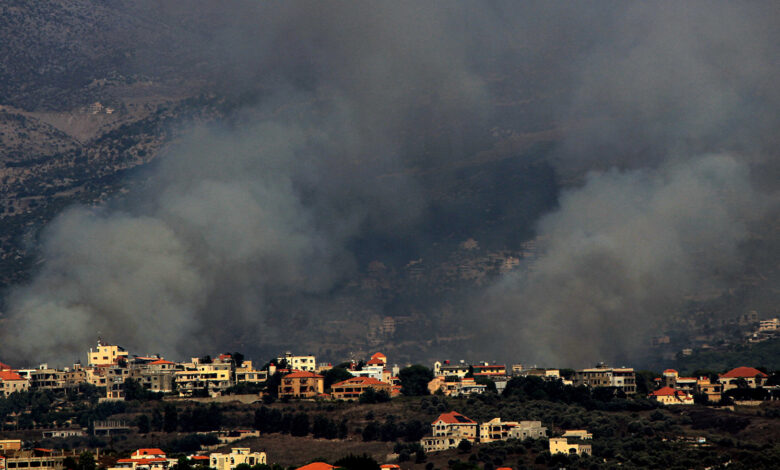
284, 371, 323, 379
434, 411, 476, 425
189, 456, 209, 461
118, 458, 168, 463
0, 370, 25, 381
332, 377, 385, 388
0, 361, 14, 370
720, 367, 768, 378
296, 463, 336, 470
649, 386, 689, 397
366, 358, 384, 365
133, 449, 166, 456
149, 359, 175, 365
663, 369, 678, 374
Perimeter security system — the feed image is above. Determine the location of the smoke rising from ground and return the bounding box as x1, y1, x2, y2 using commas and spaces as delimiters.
1, 2, 778, 365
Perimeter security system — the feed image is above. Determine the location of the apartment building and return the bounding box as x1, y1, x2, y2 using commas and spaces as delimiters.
175, 360, 232, 396
479, 418, 547, 443
88, 342, 129, 367
277, 353, 316, 372
1, 449, 78, 470
433, 361, 470, 378
574, 365, 636, 394
278, 371, 324, 399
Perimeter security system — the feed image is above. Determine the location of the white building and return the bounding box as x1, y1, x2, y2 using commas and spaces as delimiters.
277, 353, 316, 372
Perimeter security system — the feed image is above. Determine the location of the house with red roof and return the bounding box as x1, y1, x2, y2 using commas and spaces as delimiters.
0, 370, 30, 397
330, 376, 397, 400
648, 386, 694, 405
110, 449, 171, 470
279, 370, 324, 399
719, 367, 768, 391
421, 411, 478, 453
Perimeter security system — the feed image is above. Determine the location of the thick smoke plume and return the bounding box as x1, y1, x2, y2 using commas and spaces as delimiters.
1, 2, 778, 366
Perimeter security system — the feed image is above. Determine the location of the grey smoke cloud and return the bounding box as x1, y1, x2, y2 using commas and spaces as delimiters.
479, 155, 774, 366
1, 2, 778, 366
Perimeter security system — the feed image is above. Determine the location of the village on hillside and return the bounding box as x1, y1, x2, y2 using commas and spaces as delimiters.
1, 340, 779, 469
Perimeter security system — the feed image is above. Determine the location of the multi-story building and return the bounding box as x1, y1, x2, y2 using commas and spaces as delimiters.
16, 365, 65, 391
1, 449, 78, 470
330, 377, 395, 400
277, 353, 316, 372
235, 361, 267, 385
433, 361, 470, 379
574, 365, 636, 394
0, 370, 29, 397
472, 364, 508, 378
0, 441, 22, 452
420, 412, 478, 452
695, 377, 723, 402
479, 418, 547, 443
427, 377, 486, 397
88, 342, 129, 367
175, 360, 232, 396
209, 448, 266, 470
758, 318, 778, 332
278, 371, 324, 399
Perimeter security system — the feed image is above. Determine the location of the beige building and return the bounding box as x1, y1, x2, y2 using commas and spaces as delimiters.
479, 418, 547, 443
0, 440, 22, 452
1, 449, 77, 470
574, 365, 636, 394
433, 361, 470, 378
718, 367, 768, 392
549, 437, 592, 456
0, 371, 29, 397
209, 448, 266, 470
235, 361, 267, 384
648, 386, 694, 405
331, 376, 394, 400
562, 430, 592, 440
421, 411, 478, 453
16, 365, 65, 391
427, 377, 486, 396
88, 342, 129, 367
279, 371, 324, 399
175, 360, 232, 396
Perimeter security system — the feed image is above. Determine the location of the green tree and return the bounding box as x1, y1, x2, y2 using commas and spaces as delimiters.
78, 452, 96, 470
399, 365, 433, 396
136, 414, 150, 434
163, 403, 178, 432
175, 457, 192, 470
324, 367, 354, 389
290, 412, 310, 437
